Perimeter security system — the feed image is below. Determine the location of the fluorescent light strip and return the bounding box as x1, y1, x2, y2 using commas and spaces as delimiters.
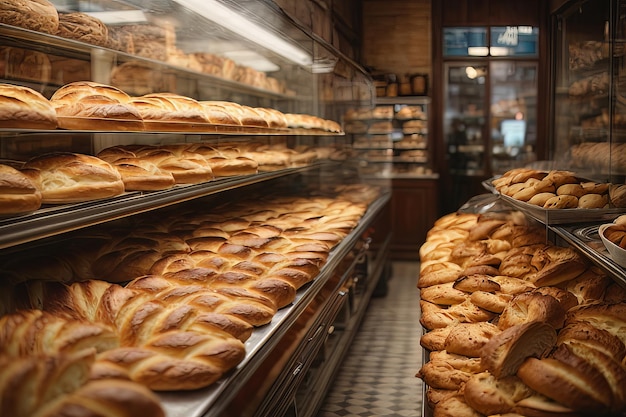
173, 0, 312, 67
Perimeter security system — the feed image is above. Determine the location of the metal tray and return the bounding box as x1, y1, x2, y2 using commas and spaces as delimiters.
482, 179, 624, 225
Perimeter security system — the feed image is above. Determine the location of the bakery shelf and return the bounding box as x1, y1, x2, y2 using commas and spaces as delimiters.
0, 162, 334, 250
552, 223, 626, 284
157, 190, 392, 417
0, 24, 308, 102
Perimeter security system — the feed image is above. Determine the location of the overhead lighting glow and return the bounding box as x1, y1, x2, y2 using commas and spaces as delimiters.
85, 10, 147, 25
490, 46, 511, 56
173, 0, 312, 67
468, 46, 489, 56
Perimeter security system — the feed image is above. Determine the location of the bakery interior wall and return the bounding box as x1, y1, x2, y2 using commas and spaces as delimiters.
431, 0, 551, 215
275, 0, 435, 260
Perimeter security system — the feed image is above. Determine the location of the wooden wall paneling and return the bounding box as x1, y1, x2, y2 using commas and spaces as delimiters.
440, 0, 490, 26
361, 0, 431, 78
390, 179, 438, 260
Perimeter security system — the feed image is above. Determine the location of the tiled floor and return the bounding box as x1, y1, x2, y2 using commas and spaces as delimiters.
316, 261, 424, 417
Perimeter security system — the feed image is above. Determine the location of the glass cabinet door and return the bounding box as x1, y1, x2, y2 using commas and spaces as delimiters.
490, 61, 538, 174
444, 62, 488, 176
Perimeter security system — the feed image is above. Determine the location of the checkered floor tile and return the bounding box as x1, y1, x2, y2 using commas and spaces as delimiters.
316, 261, 424, 417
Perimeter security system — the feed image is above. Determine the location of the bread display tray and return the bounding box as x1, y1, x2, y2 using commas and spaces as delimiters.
482, 178, 624, 225
56, 117, 300, 134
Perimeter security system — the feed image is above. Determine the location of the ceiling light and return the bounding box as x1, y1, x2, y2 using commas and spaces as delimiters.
173, 0, 312, 67
84, 10, 147, 25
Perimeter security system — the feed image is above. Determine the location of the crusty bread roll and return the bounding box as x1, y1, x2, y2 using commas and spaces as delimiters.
50, 81, 144, 130
186, 143, 259, 177
0, 83, 57, 129
463, 372, 533, 416
498, 292, 566, 330
481, 322, 556, 378
203, 101, 268, 127
129, 93, 209, 125
56, 12, 108, 47
96, 146, 176, 191
444, 322, 501, 357
254, 107, 288, 128
128, 145, 214, 184
199, 102, 241, 126
610, 184, 626, 208
578, 193, 608, 208
0, 0, 59, 34
21, 152, 125, 203
0, 163, 42, 214
517, 355, 612, 413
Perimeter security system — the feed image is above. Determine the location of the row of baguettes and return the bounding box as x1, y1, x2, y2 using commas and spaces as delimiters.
0, 0, 290, 95
416, 210, 626, 417
0, 82, 342, 133
0, 186, 375, 416
0, 140, 349, 214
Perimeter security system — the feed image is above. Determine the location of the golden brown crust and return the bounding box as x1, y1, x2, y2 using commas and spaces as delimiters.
464, 372, 533, 416
0, 83, 58, 129
0, 163, 42, 214
22, 152, 125, 203
481, 322, 557, 378
498, 292, 566, 330
0, 0, 59, 34
517, 356, 612, 413
444, 321, 501, 357
56, 12, 108, 47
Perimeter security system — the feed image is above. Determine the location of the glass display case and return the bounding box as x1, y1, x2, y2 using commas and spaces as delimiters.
551, 0, 626, 185
0, 2, 390, 417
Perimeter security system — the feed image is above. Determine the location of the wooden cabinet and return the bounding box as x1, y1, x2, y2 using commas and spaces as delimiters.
390, 178, 438, 260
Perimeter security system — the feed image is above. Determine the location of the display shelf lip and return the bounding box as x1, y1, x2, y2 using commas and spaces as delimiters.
0, 163, 332, 250
157, 190, 392, 417
552, 223, 626, 284
375, 96, 430, 105
0, 127, 345, 136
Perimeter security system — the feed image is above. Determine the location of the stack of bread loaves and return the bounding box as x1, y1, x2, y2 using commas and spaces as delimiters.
417, 211, 626, 416
0, 186, 377, 414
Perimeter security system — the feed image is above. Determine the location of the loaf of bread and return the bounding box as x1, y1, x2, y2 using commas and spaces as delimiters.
0, 0, 59, 34
0, 163, 42, 214
0, 83, 57, 129
110, 61, 172, 96
56, 12, 108, 47
129, 93, 209, 125
0, 46, 51, 83
0, 348, 165, 417
50, 81, 143, 130
96, 146, 176, 191
21, 152, 125, 203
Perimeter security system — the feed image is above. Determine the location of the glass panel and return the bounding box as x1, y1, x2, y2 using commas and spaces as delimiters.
443, 27, 488, 56
444, 63, 487, 175
490, 61, 538, 174
490, 26, 539, 56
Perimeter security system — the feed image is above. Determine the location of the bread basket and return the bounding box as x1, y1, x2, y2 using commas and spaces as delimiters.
598, 223, 626, 268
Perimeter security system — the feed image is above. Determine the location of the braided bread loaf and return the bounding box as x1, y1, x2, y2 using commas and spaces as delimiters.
0, 348, 165, 417
0, 310, 166, 415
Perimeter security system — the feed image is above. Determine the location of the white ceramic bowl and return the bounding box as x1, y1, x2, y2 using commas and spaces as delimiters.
598, 223, 626, 268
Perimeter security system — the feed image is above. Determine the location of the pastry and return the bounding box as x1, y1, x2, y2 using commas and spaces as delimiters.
56, 12, 108, 47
